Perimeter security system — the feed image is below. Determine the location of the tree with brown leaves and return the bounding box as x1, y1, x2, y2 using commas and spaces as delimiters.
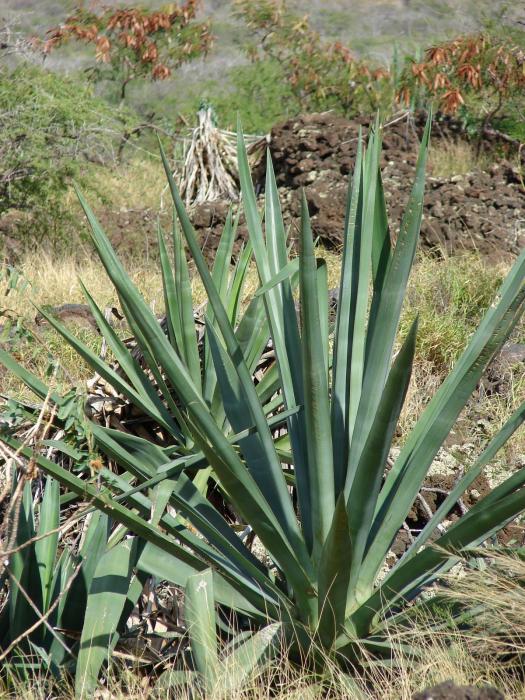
39, 1, 213, 101
397, 33, 525, 135
234, 0, 392, 117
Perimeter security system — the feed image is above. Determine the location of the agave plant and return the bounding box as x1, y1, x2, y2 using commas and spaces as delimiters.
0, 473, 147, 687
1, 115, 525, 695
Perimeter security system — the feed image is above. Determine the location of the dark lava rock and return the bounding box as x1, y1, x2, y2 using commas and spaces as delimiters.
3, 112, 523, 264
413, 680, 504, 700
499, 343, 525, 364
183, 111, 524, 263
263, 111, 525, 259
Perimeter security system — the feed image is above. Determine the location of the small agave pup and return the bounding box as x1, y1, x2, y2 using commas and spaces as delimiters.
1, 114, 525, 694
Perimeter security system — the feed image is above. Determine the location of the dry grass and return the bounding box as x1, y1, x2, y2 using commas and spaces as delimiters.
4, 251, 164, 315
5, 244, 510, 357
398, 252, 525, 452
1, 248, 524, 697
81, 155, 168, 214
427, 139, 490, 179
1, 247, 523, 452
0, 252, 164, 397
1, 615, 523, 699
440, 552, 525, 666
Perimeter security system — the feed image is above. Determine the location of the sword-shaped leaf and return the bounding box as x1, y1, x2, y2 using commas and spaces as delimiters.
241, 136, 313, 551
35, 476, 59, 611
362, 258, 525, 588
317, 496, 352, 647
222, 623, 283, 692
352, 483, 525, 636
346, 319, 417, 607
75, 539, 142, 698
405, 399, 525, 557
158, 140, 314, 592
299, 191, 335, 560
347, 114, 431, 489
346, 119, 382, 445
331, 130, 363, 492
185, 569, 219, 693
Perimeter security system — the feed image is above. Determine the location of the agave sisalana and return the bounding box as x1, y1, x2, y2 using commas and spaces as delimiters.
1, 114, 525, 695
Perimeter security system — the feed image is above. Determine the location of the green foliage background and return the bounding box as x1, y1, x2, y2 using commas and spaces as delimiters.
0, 0, 523, 252
0, 62, 131, 241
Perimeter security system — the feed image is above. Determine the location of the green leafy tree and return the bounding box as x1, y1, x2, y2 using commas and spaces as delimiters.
204, 59, 300, 133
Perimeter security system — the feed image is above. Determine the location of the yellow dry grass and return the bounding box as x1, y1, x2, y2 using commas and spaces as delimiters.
6, 250, 164, 315
67, 155, 168, 215
427, 139, 490, 179
2, 607, 524, 699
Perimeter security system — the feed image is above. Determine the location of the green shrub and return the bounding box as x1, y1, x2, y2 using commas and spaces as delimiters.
0, 62, 132, 247
150, 58, 300, 135
401, 253, 506, 374
208, 59, 300, 133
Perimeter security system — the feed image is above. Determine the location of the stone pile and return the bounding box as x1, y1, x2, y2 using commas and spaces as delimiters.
190, 111, 525, 261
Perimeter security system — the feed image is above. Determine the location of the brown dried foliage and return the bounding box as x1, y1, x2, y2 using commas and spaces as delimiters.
234, 0, 392, 116
398, 33, 525, 117
38, 1, 212, 89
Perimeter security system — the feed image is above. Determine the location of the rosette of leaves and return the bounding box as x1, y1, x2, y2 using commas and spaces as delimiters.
1, 114, 525, 695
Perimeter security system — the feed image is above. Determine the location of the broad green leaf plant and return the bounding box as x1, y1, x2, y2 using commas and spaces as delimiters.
1, 114, 525, 691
